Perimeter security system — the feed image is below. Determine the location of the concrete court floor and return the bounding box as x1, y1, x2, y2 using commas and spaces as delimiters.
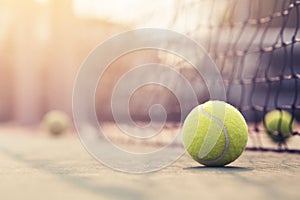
0, 125, 299, 200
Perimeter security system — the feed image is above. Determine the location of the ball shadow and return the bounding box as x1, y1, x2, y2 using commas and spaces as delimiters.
184, 166, 253, 172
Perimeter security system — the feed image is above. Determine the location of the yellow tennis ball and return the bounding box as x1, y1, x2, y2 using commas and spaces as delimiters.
264, 110, 295, 142
43, 110, 70, 135
182, 101, 248, 167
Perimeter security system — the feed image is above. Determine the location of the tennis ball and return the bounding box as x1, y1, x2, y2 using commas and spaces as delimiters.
43, 110, 70, 135
264, 110, 295, 142
182, 101, 248, 167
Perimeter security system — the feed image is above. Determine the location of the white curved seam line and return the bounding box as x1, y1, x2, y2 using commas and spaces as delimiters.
198, 106, 230, 163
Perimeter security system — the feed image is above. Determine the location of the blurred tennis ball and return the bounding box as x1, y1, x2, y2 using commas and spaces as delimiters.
182, 101, 248, 167
264, 110, 295, 143
43, 110, 70, 135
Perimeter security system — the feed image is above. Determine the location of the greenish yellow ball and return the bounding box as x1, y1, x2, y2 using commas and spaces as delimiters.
264, 110, 295, 142
43, 110, 70, 135
182, 101, 248, 167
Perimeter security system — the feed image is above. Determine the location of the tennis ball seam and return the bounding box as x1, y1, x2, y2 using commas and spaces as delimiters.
197, 105, 230, 164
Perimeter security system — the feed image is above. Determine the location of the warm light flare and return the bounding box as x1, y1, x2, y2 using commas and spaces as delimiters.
35, 0, 48, 4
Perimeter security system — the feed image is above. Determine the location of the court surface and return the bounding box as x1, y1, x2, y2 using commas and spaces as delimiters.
0, 125, 299, 200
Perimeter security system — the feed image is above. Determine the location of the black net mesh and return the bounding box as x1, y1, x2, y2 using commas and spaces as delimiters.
171, 0, 300, 153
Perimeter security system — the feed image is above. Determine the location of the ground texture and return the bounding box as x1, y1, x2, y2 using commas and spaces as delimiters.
0, 125, 300, 200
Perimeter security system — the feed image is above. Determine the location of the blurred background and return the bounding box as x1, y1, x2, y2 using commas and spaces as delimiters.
0, 0, 214, 125
0, 0, 299, 125
0, 0, 154, 124
0, 0, 200, 125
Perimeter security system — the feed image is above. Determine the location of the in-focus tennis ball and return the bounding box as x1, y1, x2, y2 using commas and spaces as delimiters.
264, 110, 295, 142
182, 101, 248, 167
43, 110, 70, 135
